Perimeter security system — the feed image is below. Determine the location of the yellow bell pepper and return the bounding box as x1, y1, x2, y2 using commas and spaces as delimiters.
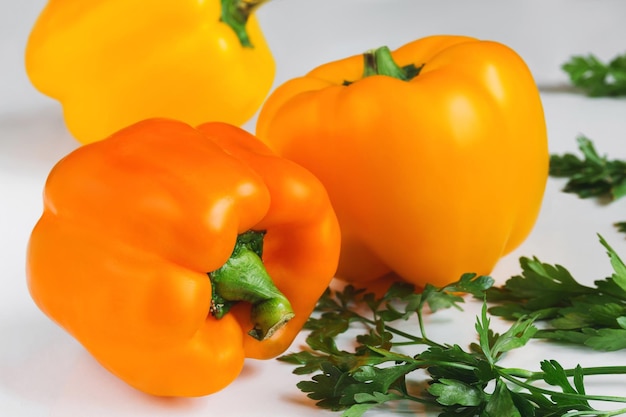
256, 35, 549, 288
25, 0, 275, 144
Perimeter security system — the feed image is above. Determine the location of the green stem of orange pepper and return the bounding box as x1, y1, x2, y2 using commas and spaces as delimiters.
221, 0, 270, 48
362, 46, 424, 81
209, 230, 295, 341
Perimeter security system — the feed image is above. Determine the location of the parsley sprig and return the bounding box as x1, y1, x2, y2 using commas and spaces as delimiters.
487, 235, 626, 351
550, 136, 626, 233
562, 52, 626, 97
550, 136, 626, 201
279, 242, 626, 416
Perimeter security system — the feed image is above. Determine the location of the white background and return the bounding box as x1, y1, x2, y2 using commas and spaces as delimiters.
2, 1, 626, 416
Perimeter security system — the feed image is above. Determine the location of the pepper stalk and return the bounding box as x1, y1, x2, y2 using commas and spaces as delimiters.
221, 0, 270, 48
209, 230, 295, 341
361, 46, 424, 81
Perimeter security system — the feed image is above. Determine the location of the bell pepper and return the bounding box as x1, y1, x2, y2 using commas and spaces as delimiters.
25, 0, 275, 144
256, 35, 549, 288
26, 118, 340, 397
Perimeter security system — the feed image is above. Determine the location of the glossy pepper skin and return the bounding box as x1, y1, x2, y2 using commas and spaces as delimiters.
256, 35, 549, 288
25, 0, 275, 144
26, 119, 340, 397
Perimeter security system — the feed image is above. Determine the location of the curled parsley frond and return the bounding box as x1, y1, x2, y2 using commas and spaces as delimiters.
279, 266, 626, 416
562, 52, 626, 97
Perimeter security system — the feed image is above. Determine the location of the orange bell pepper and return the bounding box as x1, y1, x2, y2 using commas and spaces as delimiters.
25, 0, 275, 144
26, 118, 340, 397
256, 35, 549, 288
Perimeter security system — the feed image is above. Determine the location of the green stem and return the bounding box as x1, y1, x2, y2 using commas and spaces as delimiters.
505, 365, 626, 382
415, 360, 478, 372
220, 0, 269, 48
356, 314, 443, 348
498, 370, 626, 404
361, 46, 423, 81
568, 409, 626, 417
416, 300, 431, 344
209, 230, 294, 341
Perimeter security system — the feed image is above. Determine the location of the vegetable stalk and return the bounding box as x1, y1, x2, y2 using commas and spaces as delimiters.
361, 45, 423, 81
209, 230, 295, 341
221, 0, 271, 47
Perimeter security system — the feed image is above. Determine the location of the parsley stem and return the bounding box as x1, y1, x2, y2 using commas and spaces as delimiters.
498, 370, 626, 404
402, 394, 433, 405
500, 367, 536, 378
417, 360, 477, 372
330, 301, 445, 348
416, 305, 430, 344
505, 365, 626, 382
358, 314, 444, 348
565, 409, 626, 417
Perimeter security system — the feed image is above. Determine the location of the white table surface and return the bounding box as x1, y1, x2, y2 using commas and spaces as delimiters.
2, 1, 626, 416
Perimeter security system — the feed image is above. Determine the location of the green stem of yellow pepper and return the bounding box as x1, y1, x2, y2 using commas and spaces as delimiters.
209, 230, 295, 341
362, 46, 424, 81
221, 0, 270, 48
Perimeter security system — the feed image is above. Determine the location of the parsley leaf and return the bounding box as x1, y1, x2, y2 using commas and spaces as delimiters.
549, 136, 626, 201
562, 52, 626, 97
549, 136, 626, 234
487, 235, 626, 351
477, 303, 538, 364
279, 270, 626, 416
